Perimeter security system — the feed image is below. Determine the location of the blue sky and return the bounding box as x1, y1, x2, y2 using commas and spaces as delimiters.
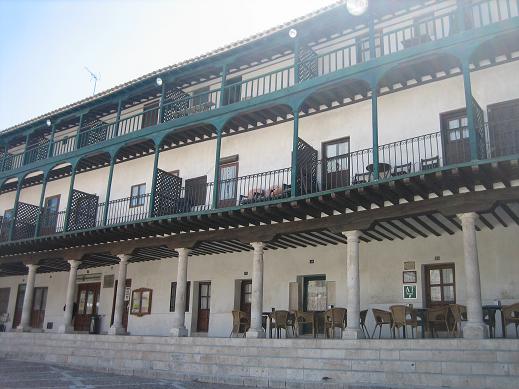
0, 0, 335, 130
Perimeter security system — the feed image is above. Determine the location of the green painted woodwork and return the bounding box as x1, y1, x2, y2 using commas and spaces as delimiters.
62, 167, 77, 232
211, 128, 223, 209
291, 110, 299, 197
148, 145, 161, 217
102, 155, 116, 225
7, 180, 22, 241
371, 85, 379, 179
34, 172, 49, 237
462, 59, 479, 160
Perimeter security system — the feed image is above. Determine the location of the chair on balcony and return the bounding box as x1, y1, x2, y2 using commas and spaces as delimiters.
420, 156, 440, 171
392, 162, 413, 176
371, 309, 393, 339
324, 307, 347, 338
502, 303, 519, 338
360, 309, 370, 339
229, 310, 250, 337
426, 305, 450, 337
295, 311, 317, 338
449, 304, 467, 338
353, 172, 371, 184
389, 305, 418, 338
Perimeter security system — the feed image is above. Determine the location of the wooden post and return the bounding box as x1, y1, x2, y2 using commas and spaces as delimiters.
211, 128, 223, 209
34, 171, 49, 237
291, 110, 299, 197
103, 154, 116, 225
148, 144, 161, 218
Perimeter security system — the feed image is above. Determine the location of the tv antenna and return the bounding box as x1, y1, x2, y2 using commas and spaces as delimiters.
84, 66, 100, 95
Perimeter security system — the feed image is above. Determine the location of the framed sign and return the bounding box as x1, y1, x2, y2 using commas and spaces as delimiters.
130, 288, 153, 316
403, 271, 417, 283
404, 261, 415, 270
124, 287, 131, 302
403, 284, 417, 300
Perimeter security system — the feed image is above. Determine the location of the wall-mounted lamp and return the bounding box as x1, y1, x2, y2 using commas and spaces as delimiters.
46, 119, 52, 127
288, 28, 298, 39
156, 77, 163, 87
346, 0, 368, 16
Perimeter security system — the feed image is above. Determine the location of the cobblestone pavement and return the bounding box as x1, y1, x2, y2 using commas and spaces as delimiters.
0, 359, 246, 389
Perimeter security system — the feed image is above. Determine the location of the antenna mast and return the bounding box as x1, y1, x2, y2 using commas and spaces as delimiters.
84, 67, 100, 95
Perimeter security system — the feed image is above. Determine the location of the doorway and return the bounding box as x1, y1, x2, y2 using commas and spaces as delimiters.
240, 280, 252, 316
41, 195, 60, 235
424, 263, 456, 308
74, 282, 101, 331
441, 109, 470, 165
12, 284, 25, 328
197, 282, 211, 332
488, 98, 519, 157
110, 279, 132, 331
218, 161, 238, 208
30, 287, 47, 329
322, 137, 350, 190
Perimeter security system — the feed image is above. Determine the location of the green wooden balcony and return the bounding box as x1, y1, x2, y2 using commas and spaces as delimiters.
1, 118, 518, 244
1, 0, 517, 176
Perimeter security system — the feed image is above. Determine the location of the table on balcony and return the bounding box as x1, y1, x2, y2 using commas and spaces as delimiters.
366, 162, 392, 179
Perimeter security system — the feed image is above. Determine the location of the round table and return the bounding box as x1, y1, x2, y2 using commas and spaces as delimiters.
366, 162, 392, 179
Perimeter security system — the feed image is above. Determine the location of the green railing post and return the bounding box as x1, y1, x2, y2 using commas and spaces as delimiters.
158, 82, 166, 123
63, 165, 77, 232
219, 64, 228, 107
148, 144, 160, 218
456, 0, 467, 32
114, 99, 123, 137
211, 128, 223, 209
290, 110, 299, 197
103, 155, 116, 225
22, 133, 31, 166
294, 39, 300, 84
8, 180, 23, 241
371, 82, 380, 179
73, 113, 84, 151
0, 141, 8, 172
368, 4, 377, 60
461, 58, 478, 160
47, 124, 56, 158
34, 172, 49, 237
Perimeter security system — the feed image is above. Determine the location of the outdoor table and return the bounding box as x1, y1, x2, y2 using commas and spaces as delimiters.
366, 162, 392, 179
414, 308, 428, 338
482, 304, 505, 338
262, 312, 273, 338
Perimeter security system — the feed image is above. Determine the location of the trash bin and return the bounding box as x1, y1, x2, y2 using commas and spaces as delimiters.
89, 314, 101, 334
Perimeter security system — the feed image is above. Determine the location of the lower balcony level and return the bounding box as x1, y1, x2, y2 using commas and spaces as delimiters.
0, 115, 519, 253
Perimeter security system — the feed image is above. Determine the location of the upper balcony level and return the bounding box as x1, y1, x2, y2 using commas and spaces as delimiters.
1, 0, 518, 178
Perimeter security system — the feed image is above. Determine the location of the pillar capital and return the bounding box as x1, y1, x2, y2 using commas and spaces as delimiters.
342, 230, 362, 241
117, 254, 131, 263
250, 241, 266, 251
67, 259, 82, 269
458, 212, 479, 224
176, 248, 192, 257
25, 263, 39, 272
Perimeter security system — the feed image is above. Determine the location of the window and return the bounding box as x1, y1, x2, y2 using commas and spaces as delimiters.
447, 116, 469, 141
191, 87, 210, 107
130, 288, 152, 316
141, 101, 159, 129
170, 281, 191, 312
424, 263, 456, 307
356, 33, 381, 63
323, 138, 350, 174
222, 76, 242, 106
130, 183, 146, 207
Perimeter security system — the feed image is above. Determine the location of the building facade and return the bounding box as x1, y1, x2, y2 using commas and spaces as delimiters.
0, 0, 519, 340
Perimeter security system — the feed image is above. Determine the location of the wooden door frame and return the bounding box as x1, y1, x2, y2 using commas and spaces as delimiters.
439, 108, 468, 164
12, 283, 25, 328
321, 137, 350, 188
218, 161, 239, 208
240, 279, 252, 314
423, 263, 456, 308
30, 287, 48, 329
196, 281, 211, 332
74, 282, 101, 331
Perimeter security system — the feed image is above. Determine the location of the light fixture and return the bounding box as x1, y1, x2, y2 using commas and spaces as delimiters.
156, 77, 163, 87
288, 28, 298, 39
46, 119, 52, 127
346, 0, 368, 16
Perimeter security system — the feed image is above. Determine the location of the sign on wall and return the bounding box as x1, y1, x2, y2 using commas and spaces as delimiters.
124, 287, 131, 302
403, 284, 417, 299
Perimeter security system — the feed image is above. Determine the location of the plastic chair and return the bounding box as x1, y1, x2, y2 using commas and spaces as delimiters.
371, 309, 393, 339
229, 310, 250, 337
324, 308, 346, 338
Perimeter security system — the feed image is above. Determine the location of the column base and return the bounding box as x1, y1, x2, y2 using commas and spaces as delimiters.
246, 328, 266, 338
342, 328, 365, 340
108, 326, 127, 335
58, 325, 75, 334
463, 323, 489, 339
170, 327, 189, 337
16, 325, 32, 333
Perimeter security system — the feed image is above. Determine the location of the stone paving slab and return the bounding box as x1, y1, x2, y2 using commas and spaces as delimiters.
0, 358, 244, 389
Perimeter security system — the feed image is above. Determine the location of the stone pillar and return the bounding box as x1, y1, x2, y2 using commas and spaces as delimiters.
458, 212, 488, 339
171, 248, 190, 337
246, 242, 266, 338
108, 254, 130, 335
58, 260, 81, 333
342, 230, 364, 339
17, 264, 38, 332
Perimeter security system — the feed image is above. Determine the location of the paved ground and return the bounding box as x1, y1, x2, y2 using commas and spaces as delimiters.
0, 359, 246, 389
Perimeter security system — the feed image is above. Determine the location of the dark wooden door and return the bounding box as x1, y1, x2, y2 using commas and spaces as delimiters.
30, 287, 47, 329
0, 288, 10, 316
488, 98, 519, 157
110, 279, 132, 330
74, 282, 101, 331
240, 280, 252, 316
12, 284, 25, 328
185, 176, 208, 209
424, 263, 456, 308
197, 282, 211, 332
322, 138, 350, 190
222, 76, 242, 106
441, 109, 470, 165
41, 195, 60, 235
141, 101, 159, 129
218, 162, 238, 208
